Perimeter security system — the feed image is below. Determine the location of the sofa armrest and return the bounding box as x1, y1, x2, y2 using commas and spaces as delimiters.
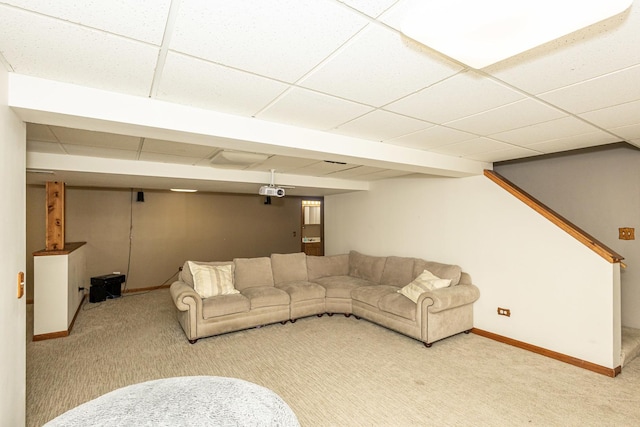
417, 284, 480, 314
170, 281, 203, 313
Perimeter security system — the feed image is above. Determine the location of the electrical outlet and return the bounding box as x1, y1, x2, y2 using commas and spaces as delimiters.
497, 307, 511, 317
619, 227, 635, 240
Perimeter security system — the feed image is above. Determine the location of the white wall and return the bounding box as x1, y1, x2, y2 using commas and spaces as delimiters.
325, 175, 621, 369
495, 145, 640, 328
0, 67, 26, 424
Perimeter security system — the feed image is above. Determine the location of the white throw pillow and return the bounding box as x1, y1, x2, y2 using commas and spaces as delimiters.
398, 269, 451, 303
188, 261, 239, 298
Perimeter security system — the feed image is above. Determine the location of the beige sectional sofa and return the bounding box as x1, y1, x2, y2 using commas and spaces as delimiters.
170, 251, 480, 347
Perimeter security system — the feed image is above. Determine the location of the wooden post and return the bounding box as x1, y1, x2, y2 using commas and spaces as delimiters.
46, 181, 65, 251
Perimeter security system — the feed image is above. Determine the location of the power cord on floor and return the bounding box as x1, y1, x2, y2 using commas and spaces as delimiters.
122, 269, 180, 298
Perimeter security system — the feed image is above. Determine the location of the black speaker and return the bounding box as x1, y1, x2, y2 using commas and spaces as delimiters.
136, 191, 145, 202
90, 274, 126, 302
89, 283, 107, 303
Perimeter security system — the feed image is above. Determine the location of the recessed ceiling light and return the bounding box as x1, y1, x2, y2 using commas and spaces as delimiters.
170, 188, 198, 193
401, 0, 633, 69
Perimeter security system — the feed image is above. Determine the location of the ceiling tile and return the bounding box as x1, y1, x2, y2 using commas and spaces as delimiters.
62, 145, 138, 160
488, 5, 640, 94
156, 53, 290, 116
324, 165, 382, 178
580, 99, 640, 129
256, 87, 373, 130
2, 0, 171, 44
432, 138, 513, 157
337, 0, 398, 18
300, 24, 461, 107
354, 169, 414, 180
611, 123, 640, 141
246, 156, 319, 173
26, 140, 66, 154
287, 161, 357, 176
466, 147, 541, 163
539, 64, 640, 114
526, 131, 620, 154
26, 124, 58, 142
138, 152, 204, 165
50, 127, 141, 150
385, 71, 524, 123
332, 110, 430, 141
490, 116, 603, 146
170, 0, 367, 82
0, 6, 158, 96
386, 125, 475, 150
445, 99, 566, 135
141, 138, 218, 158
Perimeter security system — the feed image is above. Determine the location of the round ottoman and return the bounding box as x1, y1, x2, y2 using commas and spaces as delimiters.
44, 376, 300, 426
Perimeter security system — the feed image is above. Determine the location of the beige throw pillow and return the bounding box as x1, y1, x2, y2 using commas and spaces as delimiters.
398, 269, 451, 303
188, 261, 239, 298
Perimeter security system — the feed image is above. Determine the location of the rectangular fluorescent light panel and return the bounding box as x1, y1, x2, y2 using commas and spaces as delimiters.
401, 0, 633, 69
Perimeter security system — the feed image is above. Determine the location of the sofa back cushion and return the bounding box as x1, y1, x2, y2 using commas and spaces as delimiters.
271, 252, 308, 285
180, 260, 235, 288
413, 258, 462, 286
349, 251, 387, 283
233, 257, 275, 291
380, 256, 415, 287
307, 254, 349, 280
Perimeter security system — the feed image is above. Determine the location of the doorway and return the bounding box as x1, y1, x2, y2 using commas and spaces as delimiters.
301, 199, 324, 256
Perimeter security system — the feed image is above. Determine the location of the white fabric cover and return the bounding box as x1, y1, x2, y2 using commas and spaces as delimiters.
398, 269, 451, 303
188, 261, 238, 298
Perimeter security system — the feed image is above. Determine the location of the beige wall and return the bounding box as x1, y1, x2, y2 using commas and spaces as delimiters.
495, 144, 640, 329
26, 186, 303, 298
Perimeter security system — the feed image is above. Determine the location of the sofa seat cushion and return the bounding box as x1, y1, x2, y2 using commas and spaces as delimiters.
351, 285, 399, 307
234, 257, 275, 290
378, 292, 416, 321
276, 281, 325, 302
241, 286, 289, 309
313, 276, 375, 299
379, 256, 415, 287
202, 294, 250, 319
271, 253, 308, 284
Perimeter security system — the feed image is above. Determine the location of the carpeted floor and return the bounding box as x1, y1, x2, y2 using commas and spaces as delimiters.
27, 289, 640, 426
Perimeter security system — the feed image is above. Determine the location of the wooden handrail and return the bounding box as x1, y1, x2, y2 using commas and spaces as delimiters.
485, 170, 624, 264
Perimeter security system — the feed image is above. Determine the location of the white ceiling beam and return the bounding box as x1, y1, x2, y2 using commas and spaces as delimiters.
9, 74, 491, 178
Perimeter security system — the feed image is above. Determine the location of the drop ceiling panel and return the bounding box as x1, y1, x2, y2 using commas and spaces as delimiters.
156, 52, 290, 116
257, 87, 373, 130
325, 165, 383, 178
50, 127, 141, 150
488, 6, 640, 95
432, 138, 513, 157
353, 169, 414, 180
387, 125, 475, 150
385, 71, 524, 123
0, 6, 158, 96
27, 124, 58, 142
445, 99, 567, 136
490, 117, 604, 146
138, 152, 204, 165
300, 24, 461, 107
580, 100, 640, 128
62, 145, 138, 160
288, 161, 357, 176
611, 123, 640, 140
170, 0, 368, 82
526, 131, 619, 154
141, 138, 218, 158
468, 147, 541, 163
332, 110, 430, 141
1, 0, 171, 44
338, 0, 398, 18
246, 156, 318, 173
539, 64, 640, 114
26, 140, 65, 154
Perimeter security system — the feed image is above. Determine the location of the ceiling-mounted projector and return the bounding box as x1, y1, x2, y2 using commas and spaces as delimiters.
259, 186, 285, 197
